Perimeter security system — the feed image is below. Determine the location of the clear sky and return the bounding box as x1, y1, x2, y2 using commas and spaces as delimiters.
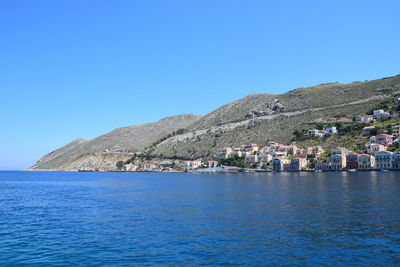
0, 0, 399, 170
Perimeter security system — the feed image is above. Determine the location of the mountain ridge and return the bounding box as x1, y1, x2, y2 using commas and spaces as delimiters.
29, 114, 202, 170
150, 74, 400, 159
29, 74, 400, 170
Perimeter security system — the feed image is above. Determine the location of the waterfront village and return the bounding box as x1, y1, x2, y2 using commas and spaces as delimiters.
115, 98, 400, 173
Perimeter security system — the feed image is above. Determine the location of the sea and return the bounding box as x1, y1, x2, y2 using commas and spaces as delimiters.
0, 171, 399, 266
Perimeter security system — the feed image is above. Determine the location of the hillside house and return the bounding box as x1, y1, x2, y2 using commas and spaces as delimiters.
240, 144, 259, 154
265, 141, 280, 149
260, 142, 282, 154
373, 109, 390, 119
330, 154, 346, 170
245, 154, 259, 164
362, 126, 375, 136
277, 145, 298, 155
373, 110, 384, 118
358, 154, 375, 169
185, 160, 202, 170
207, 161, 218, 168
215, 147, 232, 159
375, 134, 394, 146
258, 153, 273, 163
271, 151, 288, 158
307, 129, 324, 138
356, 115, 374, 124
324, 126, 337, 135
366, 143, 386, 154
307, 146, 324, 156
296, 148, 307, 158
375, 151, 393, 169
159, 160, 177, 168
331, 147, 349, 155
230, 148, 243, 157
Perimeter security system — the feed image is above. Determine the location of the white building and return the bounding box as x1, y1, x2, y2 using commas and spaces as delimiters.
324, 126, 337, 135
245, 154, 259, 164
215, 147, 232, 159
258, 153, 273, 163
373, 110, 384, 118
185, 160, 202, 170
307, 129, 324, 138
240, 144, 259, 154
356, 115, 374, 124
283, 158, 308, 171
373, 109, 390, 119
366, 143, 386, 154
315, 162, 331, 171
375, 151, 393, 169
358, 154, 376, 169
331, 147, 349, 155
207, 161, 218, 168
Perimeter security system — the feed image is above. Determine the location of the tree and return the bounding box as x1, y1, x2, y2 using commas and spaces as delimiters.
370, 127, 383, 136
116, 161, 125, 170
388, 142, 400, 152
334, 122, 344, 130
293, 130, 301, 138
218, 155, 246, 168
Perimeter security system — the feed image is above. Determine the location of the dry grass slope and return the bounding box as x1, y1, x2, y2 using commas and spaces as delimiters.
29, 114, 201, 170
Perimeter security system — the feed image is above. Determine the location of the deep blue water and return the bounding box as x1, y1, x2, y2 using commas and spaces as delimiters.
0, 171, 400, 266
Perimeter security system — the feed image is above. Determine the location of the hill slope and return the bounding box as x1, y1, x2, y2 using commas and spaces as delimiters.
150, 75, 400, 158
29, 74, 400, 170
29, 114, 201, 170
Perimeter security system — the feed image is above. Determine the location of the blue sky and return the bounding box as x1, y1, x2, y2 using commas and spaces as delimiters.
0, 0, 399, 170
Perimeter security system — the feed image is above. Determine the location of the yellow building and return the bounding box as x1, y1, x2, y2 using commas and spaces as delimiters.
357, 154, 375, 169
330, 154, 346, 170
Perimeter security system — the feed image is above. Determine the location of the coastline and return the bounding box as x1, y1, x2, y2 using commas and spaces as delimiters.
25, 168, 399, 173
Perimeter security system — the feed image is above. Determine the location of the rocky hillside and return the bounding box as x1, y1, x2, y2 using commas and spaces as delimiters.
150, 75, 400, 158
29, 74, 400, 170
190, 76, 400, 130
29, 114, 201, 170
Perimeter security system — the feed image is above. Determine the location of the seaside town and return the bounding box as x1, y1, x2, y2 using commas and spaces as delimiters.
112, 97, 400, 173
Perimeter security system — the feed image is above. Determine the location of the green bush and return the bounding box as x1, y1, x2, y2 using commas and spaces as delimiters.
116, 161, 125, 170
218, 155, 246, 168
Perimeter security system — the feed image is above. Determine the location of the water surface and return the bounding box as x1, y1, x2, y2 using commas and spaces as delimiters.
0, 171, 399, 265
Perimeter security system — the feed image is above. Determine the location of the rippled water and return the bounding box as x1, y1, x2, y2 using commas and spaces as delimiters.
0, 171, 400, 265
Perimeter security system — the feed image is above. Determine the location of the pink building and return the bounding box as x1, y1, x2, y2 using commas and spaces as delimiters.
375, 134, 394, 146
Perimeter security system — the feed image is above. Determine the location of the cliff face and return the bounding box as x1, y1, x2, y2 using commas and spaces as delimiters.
29, 114, 202, 170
